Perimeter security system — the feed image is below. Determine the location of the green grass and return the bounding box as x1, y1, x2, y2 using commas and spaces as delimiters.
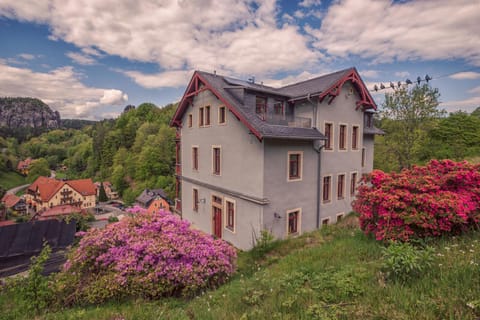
0, 170, 27, 190
1, 217, 480, 320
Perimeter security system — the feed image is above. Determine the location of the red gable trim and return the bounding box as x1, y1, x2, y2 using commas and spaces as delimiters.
318, 68, 377, 111
171, 72, 263, 140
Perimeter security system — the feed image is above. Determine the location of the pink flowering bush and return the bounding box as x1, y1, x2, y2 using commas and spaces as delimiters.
55, 209, 236, 305
353, 160, 480, 242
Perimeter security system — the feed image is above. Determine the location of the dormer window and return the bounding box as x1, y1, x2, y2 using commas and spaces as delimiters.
256, 96, 267, 120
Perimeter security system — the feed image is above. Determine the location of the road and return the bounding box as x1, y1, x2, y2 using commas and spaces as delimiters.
6, 184, 30, 195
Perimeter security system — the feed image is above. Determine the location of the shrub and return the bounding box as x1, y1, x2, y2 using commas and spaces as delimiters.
353, 160, 480, 242
381, 242, 435, 283
53, 209, 236, 305
107, 216, 119, 223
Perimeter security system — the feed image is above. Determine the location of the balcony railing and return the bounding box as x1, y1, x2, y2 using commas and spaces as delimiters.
262, 114, 312, 128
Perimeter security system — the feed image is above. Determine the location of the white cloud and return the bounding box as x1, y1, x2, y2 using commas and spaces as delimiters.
450, 72, 480, 80
262, 70, 330, 87
440, 97, 480, 113
395, 71, 410, 78
119, 70, 193, 89
0, 62, 128, 118
299, 0, 322, 8
360, 69, 380, 79
307, 0, 480, 65
468, 86, 480, 95
18, 53, 35, 60
81, 47, 103, 57
66, 52, 97, 65
0, 0, 318, 86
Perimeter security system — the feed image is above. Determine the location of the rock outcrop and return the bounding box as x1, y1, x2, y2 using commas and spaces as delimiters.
0, 97, 61, 129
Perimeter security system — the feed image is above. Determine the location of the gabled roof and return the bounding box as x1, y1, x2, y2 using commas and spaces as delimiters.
27, 177, 96, 202
171, 68, 376, 141
136, 188, 169, 207
1, 194, 21, 208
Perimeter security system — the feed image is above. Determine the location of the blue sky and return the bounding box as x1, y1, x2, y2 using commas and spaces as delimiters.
0, 0, 479, 120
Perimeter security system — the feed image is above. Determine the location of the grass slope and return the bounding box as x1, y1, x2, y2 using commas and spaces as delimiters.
0, 170, 26, 190
2, 217, 480, 319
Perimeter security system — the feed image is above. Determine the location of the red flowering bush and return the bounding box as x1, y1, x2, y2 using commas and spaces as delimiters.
353, 160, 480, 242
55, 209, 236, 305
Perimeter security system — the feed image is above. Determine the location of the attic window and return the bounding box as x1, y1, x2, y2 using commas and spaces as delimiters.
364, 113, 373, 128
256, 96, 267, 120
273, 101, 283, 115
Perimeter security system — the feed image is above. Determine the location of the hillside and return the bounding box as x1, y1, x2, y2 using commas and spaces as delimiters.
0, 97, 60, 141
2, 216, 479, 319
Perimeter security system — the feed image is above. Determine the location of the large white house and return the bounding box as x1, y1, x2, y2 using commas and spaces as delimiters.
170, 68, 382, 250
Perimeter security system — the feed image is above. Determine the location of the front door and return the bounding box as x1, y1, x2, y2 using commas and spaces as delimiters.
212, 195, 223, 238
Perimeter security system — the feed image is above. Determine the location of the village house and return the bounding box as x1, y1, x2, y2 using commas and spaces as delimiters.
24, 176, 96, 213
94, 181, 119, 200
135, 188, 171, 213
1, 193, 27, 217
170, 68, 383, 250
16, 157, 33, 175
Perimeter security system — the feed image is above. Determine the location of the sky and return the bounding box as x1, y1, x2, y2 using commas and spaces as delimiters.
0, 0, 479, 120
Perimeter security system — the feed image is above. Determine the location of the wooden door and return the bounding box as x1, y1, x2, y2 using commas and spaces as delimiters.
212, 195, 223, 238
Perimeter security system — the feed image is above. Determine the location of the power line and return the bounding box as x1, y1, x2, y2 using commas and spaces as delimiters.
369, 67, 480, 92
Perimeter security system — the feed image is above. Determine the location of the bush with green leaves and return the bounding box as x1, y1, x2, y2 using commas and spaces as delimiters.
381, 242, 435, 283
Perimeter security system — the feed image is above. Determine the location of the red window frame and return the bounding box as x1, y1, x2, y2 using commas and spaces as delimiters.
351, 173, 357, 196
193, 189, 198, 212
289, 153, 301, 179
213, 147, 221, 175
339, 124, 346, 150
352, 126, 358, 150
226, 200, 234, 231
323, 176, 331, 202
324, 123, 332, 150
337, 174, 345, 199
288, 210, 299, 235
219, 106, 226, 124
192, 147, 198, 170
255, 96, 267, 120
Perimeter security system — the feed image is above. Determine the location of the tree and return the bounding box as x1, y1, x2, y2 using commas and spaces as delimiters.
471, 106, 480, 118
98, 182, 108, 202
378, 84, 444, 170
28, 158, 50, 182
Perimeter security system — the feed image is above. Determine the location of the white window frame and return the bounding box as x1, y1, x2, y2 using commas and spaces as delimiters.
287, 151, 303, 182
337, 172, 346, 200
351, 124, 360, 151
338, 123, 348, 151
286, 207, 302, 236
224, 197, 236, 233
336, 212, 345, 223
193, 187, 199, 212
192, 145, 199, 171
187, 113, 193, 128
212, 145, 222, 176
350, 171, 358, 197
361, 147, 366, 167
204, 105, 211, 127
321, 217, 331, 226
322, 174, 332, 204
218, 106, 227, 125
323, 121, 334, 152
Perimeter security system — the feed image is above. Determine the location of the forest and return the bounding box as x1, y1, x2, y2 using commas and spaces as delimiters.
0, 102, 177, 204
1, 84, 480, 203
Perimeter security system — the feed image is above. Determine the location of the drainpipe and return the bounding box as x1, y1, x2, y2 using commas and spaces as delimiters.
314, 141, 325, 229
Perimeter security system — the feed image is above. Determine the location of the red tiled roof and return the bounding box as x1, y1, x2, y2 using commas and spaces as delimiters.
28, 177, 97, 202
0, 220, 15, 227
1, 194, 21, 208
27, 176, 64, 202
16, 157, 33, 170
67, 179, 96, 196
39, 205, 82, 219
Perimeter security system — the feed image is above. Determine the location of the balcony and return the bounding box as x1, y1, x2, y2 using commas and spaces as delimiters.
261, 114, 312, 128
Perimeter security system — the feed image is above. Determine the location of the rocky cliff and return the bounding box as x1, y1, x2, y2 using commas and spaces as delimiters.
0, 97, 61, 129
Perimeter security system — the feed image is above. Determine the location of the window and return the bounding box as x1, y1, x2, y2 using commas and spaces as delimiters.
361, 148, 366, 167
287, 209, 301, 235
192, 147, 198, 171
199, 107, 204, 127
322, 176, 331, 202
324, 122, 333, 150
219, 106, 226, 124
339, 124, 347, 150
352, 126, 359, 150
213, 147, 221, 175
322, 218, 330, 226
205, 106, 211, 126
193, 188, 198, 212
336, 213, 344, 222
364, 113, 373, 128
350, 172, 357, 196
288, 152, 302, 181
188, 114, 193, 128
225, 199, 235, 232
273, 101, 283, 115
337, 174, 345, 199
255, 96, 267, 120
